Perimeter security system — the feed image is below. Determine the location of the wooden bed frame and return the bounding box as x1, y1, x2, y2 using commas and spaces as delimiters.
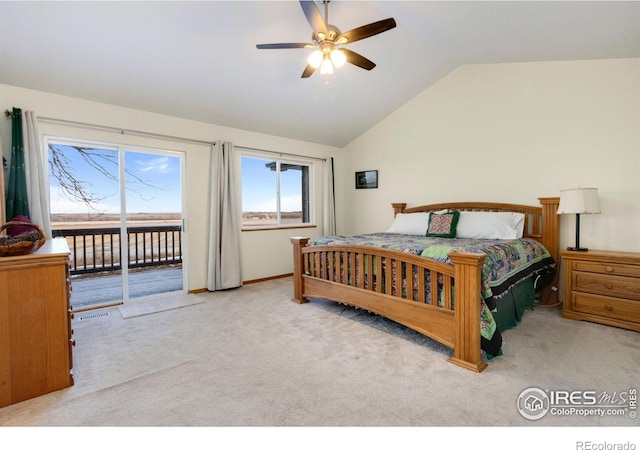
291, 197, 560, 372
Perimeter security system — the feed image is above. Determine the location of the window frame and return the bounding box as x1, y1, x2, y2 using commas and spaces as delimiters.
239, 151, 316, 231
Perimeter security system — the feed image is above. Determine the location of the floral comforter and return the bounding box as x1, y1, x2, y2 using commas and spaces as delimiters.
307, 233, 556, 356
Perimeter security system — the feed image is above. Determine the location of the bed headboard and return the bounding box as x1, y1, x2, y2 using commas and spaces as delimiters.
391, 197, 560, 263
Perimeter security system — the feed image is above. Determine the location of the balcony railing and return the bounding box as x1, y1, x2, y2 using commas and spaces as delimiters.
52, 225, 182, 275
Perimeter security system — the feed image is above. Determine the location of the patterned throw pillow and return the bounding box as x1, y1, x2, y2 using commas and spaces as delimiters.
426, 211, 460, 238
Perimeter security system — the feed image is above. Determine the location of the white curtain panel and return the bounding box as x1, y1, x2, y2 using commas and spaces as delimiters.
206, 141, 242, 291
22, 111, 52, 238
322, 157, 336, 236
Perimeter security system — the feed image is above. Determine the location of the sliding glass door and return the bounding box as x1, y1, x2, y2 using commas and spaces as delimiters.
48, 138, 185, 310
123, 149, 184, 300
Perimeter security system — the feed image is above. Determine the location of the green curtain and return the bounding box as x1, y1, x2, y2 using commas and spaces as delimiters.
5, 107, 29, 219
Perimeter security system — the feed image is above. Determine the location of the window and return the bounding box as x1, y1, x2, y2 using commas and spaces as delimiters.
241, 155, 312, 229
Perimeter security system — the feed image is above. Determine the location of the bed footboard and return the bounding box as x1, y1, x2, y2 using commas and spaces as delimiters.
290, 237, 488, 372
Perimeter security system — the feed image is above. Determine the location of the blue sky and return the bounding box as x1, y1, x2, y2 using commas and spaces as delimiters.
48, 144, 182, 214
49, 147, 302, 215
241, 157, 302, 212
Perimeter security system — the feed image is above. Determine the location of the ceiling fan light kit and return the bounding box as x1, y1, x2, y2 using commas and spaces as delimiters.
308, 48, 345, 71
256, 0, 396, 78
330, 49, 346, 67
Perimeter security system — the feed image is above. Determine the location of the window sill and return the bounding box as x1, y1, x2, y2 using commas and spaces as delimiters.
242, 224, 317, 232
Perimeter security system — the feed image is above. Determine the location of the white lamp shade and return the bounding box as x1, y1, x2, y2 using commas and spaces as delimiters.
330, 49, 346, 68
307, 50, 323, 69
320, 57, 334, 74
557, 188, 601, 215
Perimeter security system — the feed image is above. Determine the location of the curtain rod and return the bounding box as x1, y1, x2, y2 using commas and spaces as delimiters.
37, 115, 216, 146
5, 111, 327, 162
8, 111, 211, 146
235, 145, 326, 162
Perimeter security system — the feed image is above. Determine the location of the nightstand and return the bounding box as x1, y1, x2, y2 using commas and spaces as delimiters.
561, 249, 640, 332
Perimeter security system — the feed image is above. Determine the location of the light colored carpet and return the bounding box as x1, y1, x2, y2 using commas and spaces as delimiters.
1, 277, 638, 443
118, 292, 204, 319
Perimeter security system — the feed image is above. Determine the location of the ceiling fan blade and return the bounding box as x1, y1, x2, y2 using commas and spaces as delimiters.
256, 43, 314, 49
336, 18, 396, 44
341, 48, 376, 71
299, 0, 327, 36
301, 64, 317, 78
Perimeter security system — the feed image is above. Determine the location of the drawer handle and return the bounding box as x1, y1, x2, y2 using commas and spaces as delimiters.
70, 339, 76, 347
605, 266, 614, 273
604, 304, 613, 312
605, 283, 614, 290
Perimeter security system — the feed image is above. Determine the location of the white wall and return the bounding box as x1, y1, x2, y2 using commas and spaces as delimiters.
3, 58, 637, 289
343, 58, 640, 253
0, 84, 343, 290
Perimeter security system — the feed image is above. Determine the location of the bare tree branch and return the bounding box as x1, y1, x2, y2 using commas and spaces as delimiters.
48, 144, 167, 211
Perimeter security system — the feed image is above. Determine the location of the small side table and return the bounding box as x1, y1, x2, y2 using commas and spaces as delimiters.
561, 249, 640, 332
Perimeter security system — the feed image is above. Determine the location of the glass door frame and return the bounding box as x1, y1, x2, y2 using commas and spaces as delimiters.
45, 135, 187, 307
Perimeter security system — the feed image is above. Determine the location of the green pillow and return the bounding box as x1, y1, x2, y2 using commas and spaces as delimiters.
426, 211, 460, 238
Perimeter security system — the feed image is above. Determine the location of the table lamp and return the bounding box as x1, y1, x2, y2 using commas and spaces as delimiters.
557, 187, 600, 251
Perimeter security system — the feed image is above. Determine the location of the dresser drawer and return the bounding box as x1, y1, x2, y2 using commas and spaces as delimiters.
571, 292, 640, 323
573, 271, 640, 301
572, 260, 640, 278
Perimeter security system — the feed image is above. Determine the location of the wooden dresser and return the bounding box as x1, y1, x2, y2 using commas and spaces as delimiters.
561, 249, 640, 332
0, 238, 74, 408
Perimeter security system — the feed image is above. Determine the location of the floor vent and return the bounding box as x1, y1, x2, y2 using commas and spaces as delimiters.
78, 312, 111, 321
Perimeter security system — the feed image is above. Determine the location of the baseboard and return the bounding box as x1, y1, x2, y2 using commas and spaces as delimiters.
243, 273, 293, 285
188, 273, 293, 294
188, 288, 208, 295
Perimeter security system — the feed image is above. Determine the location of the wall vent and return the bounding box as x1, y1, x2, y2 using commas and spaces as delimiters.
78, 312, 111, 321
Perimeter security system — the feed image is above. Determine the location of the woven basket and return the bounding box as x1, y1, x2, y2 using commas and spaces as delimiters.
0, 221, 47, 257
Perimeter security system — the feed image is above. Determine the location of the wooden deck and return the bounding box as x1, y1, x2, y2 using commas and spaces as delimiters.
70, 266, 184, 309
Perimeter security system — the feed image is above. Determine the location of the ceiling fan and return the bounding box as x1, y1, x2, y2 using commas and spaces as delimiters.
256, 0, 396, 78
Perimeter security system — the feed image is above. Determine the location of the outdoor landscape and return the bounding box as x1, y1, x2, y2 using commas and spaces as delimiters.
51, 211, 303, 228
51, 213, 182, 273
51, 212, 182, 228
50, 210, 303, 272
241, 211, 304, 228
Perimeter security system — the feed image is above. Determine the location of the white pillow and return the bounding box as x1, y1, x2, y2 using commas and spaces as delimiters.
511, 213, 525, 238
455, 212, 525, 240
386, 212, 430, 235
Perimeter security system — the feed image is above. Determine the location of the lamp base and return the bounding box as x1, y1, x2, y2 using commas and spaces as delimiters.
567, 247, 589, 252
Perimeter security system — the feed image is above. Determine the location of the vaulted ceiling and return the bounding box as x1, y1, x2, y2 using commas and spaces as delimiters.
1, 1, 638, 147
